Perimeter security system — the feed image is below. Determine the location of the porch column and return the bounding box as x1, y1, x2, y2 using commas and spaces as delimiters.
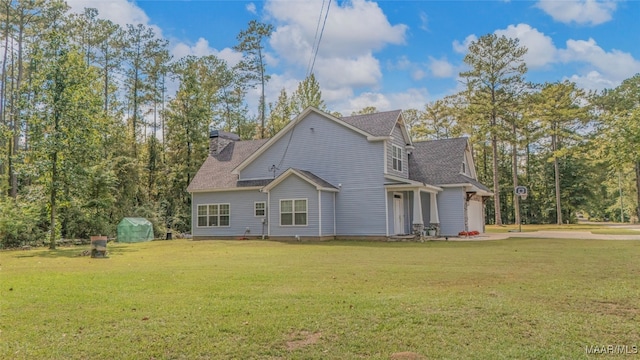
413, 189, 423, 226
430, 193, 440, 224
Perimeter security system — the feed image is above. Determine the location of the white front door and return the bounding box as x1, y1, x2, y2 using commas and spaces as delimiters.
468, 199, 484, 233
393, 193, 404, 234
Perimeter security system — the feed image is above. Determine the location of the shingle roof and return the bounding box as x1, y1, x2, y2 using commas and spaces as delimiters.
187, 139, 269, 192
409, 137, 491, 193
293, 169, 338, 189
340, 110, 402, 137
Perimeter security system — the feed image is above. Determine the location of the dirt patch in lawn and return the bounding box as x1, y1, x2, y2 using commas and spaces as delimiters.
591, 300, 639, 317
390, 351, 425, 360
286, 330, 322, 351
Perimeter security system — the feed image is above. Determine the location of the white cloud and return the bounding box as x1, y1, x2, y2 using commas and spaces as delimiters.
454, 23, 639, 91
419, 11, 429, 31
264, 0, 407, 112
66, 0, 161, 35
172, 38, 216, 58
495, 24, 556, 68
339, 88, 429, 115
452, 34, 477, 54
387, 88, 430, 110
412, 69, 426, 81
314, 54, 382, 89
391, 56, 412, 71
565, 70, 618, 90
535, 0, 617, 25
558, 38, 640, 84
266, 0, 406, 84
428, 57, 454, 78
346, 92, 391, 113
267, 0, 406, 59
171, 38, 243, 66
246, 3, 257, 15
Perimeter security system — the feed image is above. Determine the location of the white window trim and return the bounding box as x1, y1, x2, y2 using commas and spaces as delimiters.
254, 201, 266, 217
461, 155, 468, 175
392, 144, 403, 172
279, 198, 308, 227
196, 203, 231, 228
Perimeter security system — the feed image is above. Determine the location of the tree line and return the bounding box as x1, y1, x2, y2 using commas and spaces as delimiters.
406, 34, 639, 228
0, 2, 638, 248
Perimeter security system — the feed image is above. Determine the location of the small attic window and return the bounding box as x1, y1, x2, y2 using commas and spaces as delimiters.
462, 157, 467, 174
392, 144, 403, 172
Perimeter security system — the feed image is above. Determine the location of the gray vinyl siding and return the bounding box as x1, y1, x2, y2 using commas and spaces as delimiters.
269, 175, 319, 237
321, 191, 335, 236
242, 112, 387, 236
386, 123, 409, 178
192, 191, 267, 238
438, 187, 465, 236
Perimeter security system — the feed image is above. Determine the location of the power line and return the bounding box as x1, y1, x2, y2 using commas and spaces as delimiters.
272, 0, 331, 175
306, 0, 326, 77
308, 0, 331, 77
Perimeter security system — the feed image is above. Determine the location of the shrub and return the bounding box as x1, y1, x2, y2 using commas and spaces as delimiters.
0, 198, 46, 248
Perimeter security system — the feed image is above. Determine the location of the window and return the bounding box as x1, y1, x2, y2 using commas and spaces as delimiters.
462, 156, 468, 174
280, 199, 307, 226
254, 202, 265, 217
392, 144, 403, 172
197, 204, 230, 227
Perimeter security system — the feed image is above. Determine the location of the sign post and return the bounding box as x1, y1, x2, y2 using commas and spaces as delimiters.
515, 186, 528, 232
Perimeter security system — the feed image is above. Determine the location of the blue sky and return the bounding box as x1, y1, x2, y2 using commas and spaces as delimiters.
68, 0, 640, 115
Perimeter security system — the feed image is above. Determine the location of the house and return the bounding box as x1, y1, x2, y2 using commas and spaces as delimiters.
187, 107, 492, 240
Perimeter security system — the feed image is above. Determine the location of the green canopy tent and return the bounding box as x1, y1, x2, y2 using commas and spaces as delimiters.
117, 218, 154, 243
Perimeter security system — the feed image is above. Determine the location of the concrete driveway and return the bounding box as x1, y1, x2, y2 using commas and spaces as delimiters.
449, 224, 640, 241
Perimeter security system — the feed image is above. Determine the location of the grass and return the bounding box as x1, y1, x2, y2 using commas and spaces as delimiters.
1, 239, 639, 359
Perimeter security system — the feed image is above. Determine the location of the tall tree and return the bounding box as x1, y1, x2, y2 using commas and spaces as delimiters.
291, 73, 326, 114
266, 88, 293, 137
532, 81, 590, 225
233, 20, 273, 139
595, 74, 640, 221
142, 37, 170, 199
203, 56, 251, 139
67, 7, 99, 65
93, 18, 124, 116
351, 106, 377, 115
163, 56, 218, 227
412, 96, 462, 140
29, 33, 103, 248
123, 23, 156, 156
2, 0, 67, 198
459, 33, 528, 226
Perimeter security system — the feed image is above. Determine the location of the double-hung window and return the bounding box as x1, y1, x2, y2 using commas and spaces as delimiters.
254, 202, 266, 217
280, 199, 307, 226
392, 144, 403, 172
197, 204, 230, 227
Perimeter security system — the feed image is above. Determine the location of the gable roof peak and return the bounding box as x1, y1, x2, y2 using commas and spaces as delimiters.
340, 109, 404, 138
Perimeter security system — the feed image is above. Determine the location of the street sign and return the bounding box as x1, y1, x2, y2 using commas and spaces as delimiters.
515, 186, 528, 196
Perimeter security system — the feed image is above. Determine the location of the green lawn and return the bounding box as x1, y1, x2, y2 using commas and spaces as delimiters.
2, 239, 639, 359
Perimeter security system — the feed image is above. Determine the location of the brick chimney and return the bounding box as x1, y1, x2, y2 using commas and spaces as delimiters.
210, 130, 240, 156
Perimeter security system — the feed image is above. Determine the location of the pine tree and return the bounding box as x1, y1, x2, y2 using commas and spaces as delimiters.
459, 33, 528, 226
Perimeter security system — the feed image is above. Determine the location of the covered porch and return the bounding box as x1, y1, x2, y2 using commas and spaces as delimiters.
385, 182, 442, 236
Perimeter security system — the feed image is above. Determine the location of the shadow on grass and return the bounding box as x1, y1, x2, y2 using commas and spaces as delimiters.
11, 244, 139, 259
